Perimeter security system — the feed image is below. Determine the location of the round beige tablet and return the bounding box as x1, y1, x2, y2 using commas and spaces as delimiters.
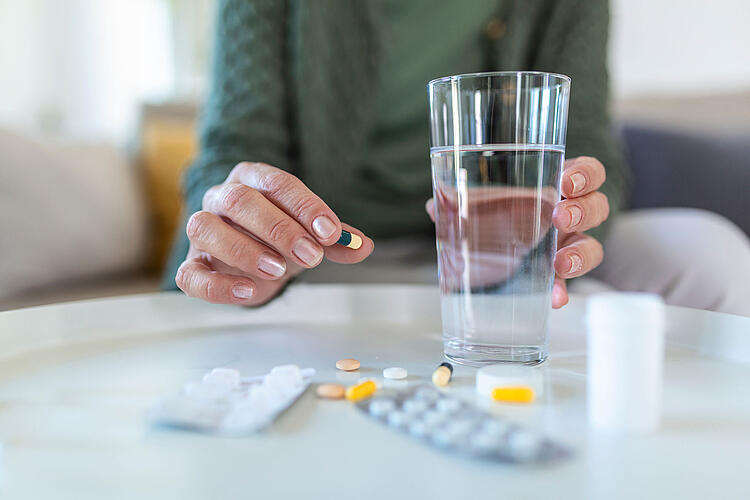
336, 358, 361, 371
316, 383, 346, 399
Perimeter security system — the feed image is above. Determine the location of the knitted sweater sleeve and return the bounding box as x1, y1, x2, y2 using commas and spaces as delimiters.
163, 0, 290, 288
529, 0, 631, 243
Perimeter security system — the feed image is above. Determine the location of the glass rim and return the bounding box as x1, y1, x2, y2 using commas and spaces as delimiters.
427, 70, 571, 88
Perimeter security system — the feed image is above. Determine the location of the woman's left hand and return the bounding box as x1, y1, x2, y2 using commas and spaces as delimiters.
550, 156, 609, 308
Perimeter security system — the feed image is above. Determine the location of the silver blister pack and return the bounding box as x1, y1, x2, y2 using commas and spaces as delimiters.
356, 384, 571, 463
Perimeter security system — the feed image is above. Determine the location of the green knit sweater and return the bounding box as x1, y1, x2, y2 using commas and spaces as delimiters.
165, 0, 629, 287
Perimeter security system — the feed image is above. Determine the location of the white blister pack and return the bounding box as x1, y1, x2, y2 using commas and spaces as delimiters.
150, 365, 314, 435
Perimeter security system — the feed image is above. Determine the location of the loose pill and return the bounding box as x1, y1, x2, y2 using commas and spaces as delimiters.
432, 362, 453, 387
336, 358, 361, 371
316, 383, 346, 399
383, 367, 407, 380
345, 380, 377, 401
491, 386, 535, 404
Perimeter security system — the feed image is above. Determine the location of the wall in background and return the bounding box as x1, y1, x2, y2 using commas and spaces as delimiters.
0, 0, 748, 143
610, 0, 750, 97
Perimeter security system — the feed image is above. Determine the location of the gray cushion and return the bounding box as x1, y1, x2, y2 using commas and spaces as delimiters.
621, 124, 750, 235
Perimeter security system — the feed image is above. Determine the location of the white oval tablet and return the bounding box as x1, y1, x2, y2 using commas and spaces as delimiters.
383, 367, 407, 380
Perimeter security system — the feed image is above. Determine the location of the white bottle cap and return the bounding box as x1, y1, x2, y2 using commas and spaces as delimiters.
586, 292, 666, 433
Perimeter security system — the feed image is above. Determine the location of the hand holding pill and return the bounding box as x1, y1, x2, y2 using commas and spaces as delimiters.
176, 162, 374, 306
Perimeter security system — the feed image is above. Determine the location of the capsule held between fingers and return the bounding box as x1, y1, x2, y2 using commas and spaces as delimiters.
337, 229, 362, 250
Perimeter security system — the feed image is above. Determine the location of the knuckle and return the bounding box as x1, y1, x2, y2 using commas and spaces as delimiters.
202, 278, 222, 303
227, 236, 252, 263
175, 263, 189, 291
259, 169, 298, 197
219, 183, 254, 214
289, 195, 320, 220
201, 185, 221, 209
267, 217, 294, 243
576, 155, 603, 171
186, 211, 213, 240
231, 161, 254, 177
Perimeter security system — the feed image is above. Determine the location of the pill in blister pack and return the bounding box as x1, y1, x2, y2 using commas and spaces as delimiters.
150, 365, 315, 435
355, 384, 570, 463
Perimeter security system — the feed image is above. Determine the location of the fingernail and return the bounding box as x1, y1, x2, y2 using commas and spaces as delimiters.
232, 284, 254, 299
293, 238, 324, 266
568, 253, 583, 274
568, 205, 582, 227
570, 172, 587, 194
312, 215, 337, 239
257, 252, 286, 277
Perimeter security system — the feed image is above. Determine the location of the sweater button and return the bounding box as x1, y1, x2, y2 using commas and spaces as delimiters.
485, 18, 507, 40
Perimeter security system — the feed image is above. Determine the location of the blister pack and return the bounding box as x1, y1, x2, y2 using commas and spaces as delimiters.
150, 365, 314, 435
356, 384, 570, 463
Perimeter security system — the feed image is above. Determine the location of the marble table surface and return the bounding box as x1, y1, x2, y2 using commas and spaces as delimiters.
0, 284, 749, 500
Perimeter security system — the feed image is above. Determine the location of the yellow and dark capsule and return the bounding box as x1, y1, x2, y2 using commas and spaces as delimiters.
432, 362, 453, 387
337, 229, 362, 250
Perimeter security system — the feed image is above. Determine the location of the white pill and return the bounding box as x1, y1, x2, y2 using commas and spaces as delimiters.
369, 399, 396, 417
470, 433, 499, 453
403, 399, 428, 414
422, 410, 446, 427
436, 398, 462, 413
387, 411, 410, 427
270, 364, 301, 378
203, 368, 241, 389
431, 429, 455, 447
446, 419, 476, 437
383, 367, 407, 380
481, 420, 512, 437
415, 387, 440, 402
408, 420, 429, 438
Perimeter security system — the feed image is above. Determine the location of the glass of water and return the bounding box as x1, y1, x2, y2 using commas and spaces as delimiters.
427, 71, 571, 366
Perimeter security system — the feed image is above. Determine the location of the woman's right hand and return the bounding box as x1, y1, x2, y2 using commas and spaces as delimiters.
175, 162, 374, 306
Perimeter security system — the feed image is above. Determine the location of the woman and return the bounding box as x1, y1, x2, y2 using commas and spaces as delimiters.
167, 0, 750, 316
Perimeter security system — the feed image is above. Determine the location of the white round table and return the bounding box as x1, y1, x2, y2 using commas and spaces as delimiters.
0, 285, 749, 499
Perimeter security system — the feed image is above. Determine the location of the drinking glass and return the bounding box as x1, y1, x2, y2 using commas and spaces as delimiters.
427, 71, 571, 365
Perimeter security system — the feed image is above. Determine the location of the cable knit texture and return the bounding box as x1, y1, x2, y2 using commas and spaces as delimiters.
165, 0, 629, 287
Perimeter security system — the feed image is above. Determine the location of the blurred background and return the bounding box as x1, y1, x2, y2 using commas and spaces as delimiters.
1, 0, 748, 311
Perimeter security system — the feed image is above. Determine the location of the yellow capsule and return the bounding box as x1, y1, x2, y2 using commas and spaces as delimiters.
345, 380, 377, 401
491, 386, 535, 404
432, 362, 453, 387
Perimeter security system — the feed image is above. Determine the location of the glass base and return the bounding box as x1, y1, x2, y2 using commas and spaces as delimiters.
444, 340, 548, 367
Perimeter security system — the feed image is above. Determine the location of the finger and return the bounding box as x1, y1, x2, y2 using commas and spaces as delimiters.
561, 156, 606, 199
425, 198, 436, 223
552, 277, 569, 309
227, 162, 343, 246
175, 258, 257, 305
186, 210, 288, 279
552, 191, 610, 233
554, 233, 604, 279
202, 185, 325, 269
324, 223, 375, 264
